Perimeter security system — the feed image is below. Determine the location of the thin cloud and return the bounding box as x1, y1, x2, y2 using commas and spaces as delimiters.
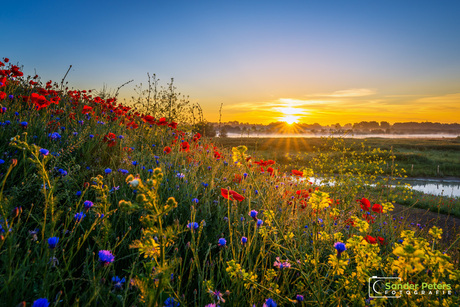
315, 88, 377, 97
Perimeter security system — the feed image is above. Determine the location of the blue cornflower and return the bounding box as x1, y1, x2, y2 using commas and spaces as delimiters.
39, 148, 49, 156
243, 173, 248, 178
0, 159, 5, 164
241, 236, 248, 245
202, 182, 208, 188
48, 132, 61, 140
112, 276, 126, 290
187, 222, 199, 231
249, 210, 258, 219
58, 169, 67, 176
164, 297, 180, 307
192, 198, 199, 204
47, 237, 59, 249
89, 134, 94, 138
73, 132, 78, 136
76, 191, 82, 196
132, 161, 138, 166
255, 190, 259, 195
74, 212, 86, 221
98, 250, 115, 265
20, 121, 28, 127
83, 200, 94, 210
118, 135, 124, 139
32, 298, 50, 307
257, 219, 264, 227
263, 298, 277, 307
218, 238, 227, 247
105, 168, 112, 174
334, 242, 347, 258
118, 169, 129, 174
9, 95, 14, 99
296, 295, 304, 302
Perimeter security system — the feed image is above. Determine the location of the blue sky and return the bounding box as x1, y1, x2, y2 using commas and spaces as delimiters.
2, 0, 460, 124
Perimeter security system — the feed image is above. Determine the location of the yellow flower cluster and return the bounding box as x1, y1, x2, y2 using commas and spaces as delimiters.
307, 190, 332, 210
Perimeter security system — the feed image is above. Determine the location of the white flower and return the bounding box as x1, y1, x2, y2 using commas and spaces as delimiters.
129, 179, 139, 188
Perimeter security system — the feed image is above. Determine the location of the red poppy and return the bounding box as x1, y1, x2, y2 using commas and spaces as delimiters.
371, 204, 383, 213
157, 117, 168, 126
233, 174, 242, 183
82, 105, 93, 114
345, 218, 355, 227
267, 167, 274, 176
296, 190, 309, 198
163, 146, 172, 154
180, 142, 190, 152
357, 198, 371, 211
103, 133, 117, 147
230, 190, 245, 202
31, 93, 50, 110
362, 213, 375, 224
0, 91, 5, 100
127, 121, 139, 129
193, 133, 201, 142
221, 188, 245, 202
377, 236, 386, 245
364, 235, 377, 244
4, 58, 9, 63
168, 121, 177, 129
142, 115, 156, 125
291, 170, 303, 176
214, 151, 221, 159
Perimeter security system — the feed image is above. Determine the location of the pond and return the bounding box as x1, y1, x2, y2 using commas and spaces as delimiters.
397, 178, 460, 198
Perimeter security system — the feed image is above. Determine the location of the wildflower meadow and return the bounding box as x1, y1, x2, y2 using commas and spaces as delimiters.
0, 57, 459, 306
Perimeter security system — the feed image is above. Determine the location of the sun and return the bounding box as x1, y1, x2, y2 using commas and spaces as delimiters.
281, 115, 299, 125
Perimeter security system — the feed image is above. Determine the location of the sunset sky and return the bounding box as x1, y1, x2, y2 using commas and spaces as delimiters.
3, 0, 460, 125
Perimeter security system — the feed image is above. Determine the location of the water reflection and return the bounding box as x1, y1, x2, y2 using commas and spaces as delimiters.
307, 177, 460, 198
398, 179, 460, 197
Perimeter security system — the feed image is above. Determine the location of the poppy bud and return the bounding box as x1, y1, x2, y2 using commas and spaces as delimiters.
11, 206, 22, 218
84, 182, 90, 188
11, 159, 17, 167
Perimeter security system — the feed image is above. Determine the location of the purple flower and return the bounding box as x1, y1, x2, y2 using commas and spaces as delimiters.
98, 250, 114, 265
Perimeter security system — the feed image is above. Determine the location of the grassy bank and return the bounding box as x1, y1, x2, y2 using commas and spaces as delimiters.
216, 137, 460, 178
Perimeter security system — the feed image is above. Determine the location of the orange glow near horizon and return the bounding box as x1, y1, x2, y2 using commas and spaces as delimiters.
207, 91, 460, 125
